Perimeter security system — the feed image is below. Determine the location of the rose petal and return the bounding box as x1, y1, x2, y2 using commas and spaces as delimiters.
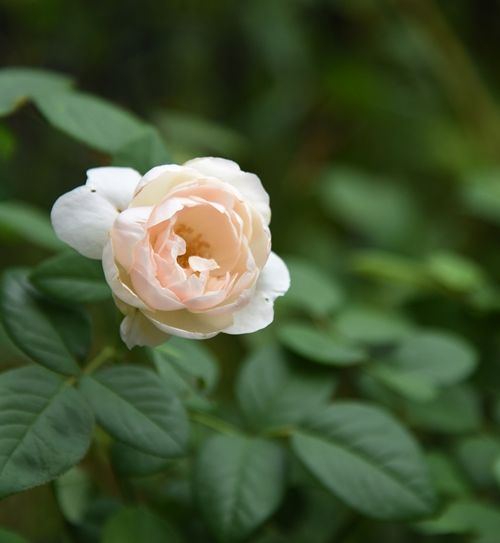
143, 308, 233, 340
102, 240, 149, 310
112, 206, 151, 271
120, 308, 169, 348
51, 167, 141, 259
223, 252, 290, 334
184, 157, 271, 224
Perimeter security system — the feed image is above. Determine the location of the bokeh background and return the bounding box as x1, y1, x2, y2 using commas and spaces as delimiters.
3, 0, 500, 542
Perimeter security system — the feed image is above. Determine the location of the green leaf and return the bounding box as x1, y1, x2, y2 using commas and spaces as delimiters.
151, 337, 218, 409
389, 331, 478, 387
319, 167, 419, 246
0, 528, 29, 543
351, 250, 428, 288
102, 507, 181, 543
31, 250, 110, 303
369, 364, 437, 402
79, 366, 188, 457
405, 385, 481, 434
461, 169, 500, 226
454, 435, 500, 489
282, 257, 344, 317
55, 466, 93, 524
236, 345, 335, 431
156, 109, 247, 157
0, 268, 90, 375
194, 435, 286, 542
419, 500, 500, 537
112, 127, 171, 173
35, 91, 153, 154
291, 402, 436, 520
425, 251, 485, 293
426, 452, 470, 498
278, 322, 366, 366
111, 441, 171, 477
0, 365, 94, 498
0, 67, 73, 116
0, 201, 65, 251
335, 306, 414, 345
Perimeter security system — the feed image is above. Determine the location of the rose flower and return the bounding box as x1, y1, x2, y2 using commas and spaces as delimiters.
51, 158, 290, 348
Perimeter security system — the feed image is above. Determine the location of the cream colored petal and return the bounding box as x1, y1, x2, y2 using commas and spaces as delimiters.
184, 157, 271, 224
143, 308, 233, 340
223, 252, 290, 335
102, 240, 149, 310
111, 206, 151, 271
120, 308, 169, 349
131, 165, 201, 207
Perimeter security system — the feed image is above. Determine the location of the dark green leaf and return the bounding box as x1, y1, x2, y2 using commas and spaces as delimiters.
454, 435, 500, 488
55, 466, 93, 524
283, 257, 344, 317
237, 345, 335, 430
278, 322, 366, 366
111, 441, 171, 477
102, 507, 181, 543
319, 168, 419, 246
0, 201, 64, 251
389, 331, 478, 387
369, 364, 437, 402
0, 67, 73, 116
80, 366, 188, 457
194, 435, 286, 542
335, 306, 415, 345
31, 250, 110, 303
35, 91, 150, 154
292, 402, 436, 520
0, 365, 94, 498
0, 268, 90, 375
419, 500, 500, 537
405, 385, 481, 434
112, 127, 171, 173
151, 337, 218, 409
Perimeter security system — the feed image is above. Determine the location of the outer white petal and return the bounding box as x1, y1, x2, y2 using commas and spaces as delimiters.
184, 157, 271, 224
223, 252, 290, 335
51, 167, 141, 259
120, 308, 169, 349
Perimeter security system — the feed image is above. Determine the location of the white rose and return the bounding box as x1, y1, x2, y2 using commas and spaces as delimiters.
51, 157, 290, 348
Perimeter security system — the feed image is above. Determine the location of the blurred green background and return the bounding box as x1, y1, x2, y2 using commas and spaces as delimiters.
4, 0, 500, 542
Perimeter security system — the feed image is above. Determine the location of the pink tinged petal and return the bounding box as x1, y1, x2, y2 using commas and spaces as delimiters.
51, 167, 141, 259
223, 252, 290, 335
111, 206, 151, 271
102, 240, 149, 310
120, 308, 169, 349
169, 179, 241, 210
184, 157, 271, 225
129, 241, 184, 311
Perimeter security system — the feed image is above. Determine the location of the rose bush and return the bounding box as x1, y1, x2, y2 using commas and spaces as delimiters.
51, 157, 290, 348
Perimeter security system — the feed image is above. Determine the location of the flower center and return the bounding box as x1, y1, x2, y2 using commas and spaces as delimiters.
175, 223, 211, 268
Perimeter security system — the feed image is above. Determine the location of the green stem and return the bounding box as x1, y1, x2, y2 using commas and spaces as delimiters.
83, 346, 116, 375
189, 412, 241, 436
